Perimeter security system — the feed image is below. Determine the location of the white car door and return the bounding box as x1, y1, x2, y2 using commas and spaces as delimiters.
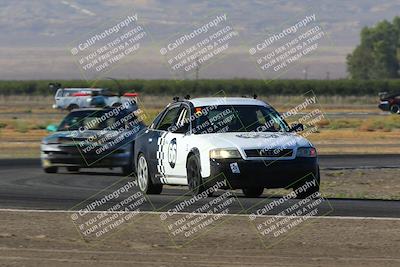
158, 104, 191, 185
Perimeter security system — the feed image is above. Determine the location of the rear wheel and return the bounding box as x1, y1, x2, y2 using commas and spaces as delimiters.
44, 166, 58, 173
122, 145, 135, 176
390, 104, 400, 114
122, 165, 134, 176
137, 154, 162, 194
67, 104, 79, 111
67, 166, 80, 172
242, 187, 264, 198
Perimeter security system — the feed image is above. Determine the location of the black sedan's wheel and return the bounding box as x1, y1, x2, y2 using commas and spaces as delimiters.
67, 166, 80, 172
137, 154, 162, 194
242, 187, 264, 198
294, 167, 320, 199
122, 145, 135, 176
44, 166, 58, 173
122, 165, 134, 176
295, 183, 319, 199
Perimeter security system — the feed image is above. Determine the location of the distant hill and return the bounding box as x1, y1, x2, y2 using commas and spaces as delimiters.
0, 0, 399, 80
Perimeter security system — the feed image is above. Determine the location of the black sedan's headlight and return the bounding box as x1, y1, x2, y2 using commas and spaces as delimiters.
296, 147, 317, 157
42, 138, 60, 145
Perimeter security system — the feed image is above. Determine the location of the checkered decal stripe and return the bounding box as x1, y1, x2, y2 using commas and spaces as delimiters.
156, 132, 168, 183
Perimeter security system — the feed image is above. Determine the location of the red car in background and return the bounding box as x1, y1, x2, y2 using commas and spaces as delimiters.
378, 92, 400, 114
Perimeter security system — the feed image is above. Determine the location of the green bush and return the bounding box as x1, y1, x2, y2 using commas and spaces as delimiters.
0, 79, 400, 96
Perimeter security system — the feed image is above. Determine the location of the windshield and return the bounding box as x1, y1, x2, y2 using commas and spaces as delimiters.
192, 105, 289, 134
57, 110, 137, 131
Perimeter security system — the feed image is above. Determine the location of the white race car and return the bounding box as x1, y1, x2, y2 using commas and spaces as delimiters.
52, 87, 138, 111
134, 97, 319, 198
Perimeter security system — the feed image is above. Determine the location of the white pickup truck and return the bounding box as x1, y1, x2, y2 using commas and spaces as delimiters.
52, 88, 137, 111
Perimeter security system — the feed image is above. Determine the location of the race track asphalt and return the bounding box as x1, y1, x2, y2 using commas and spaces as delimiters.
0, 155, 399, 218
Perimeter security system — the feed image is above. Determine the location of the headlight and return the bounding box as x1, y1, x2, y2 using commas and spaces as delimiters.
296, 147, 317, 157
42, 139, 60, 145
209, 148, 242, 159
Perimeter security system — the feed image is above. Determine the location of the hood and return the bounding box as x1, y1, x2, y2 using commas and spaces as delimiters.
43, 130, 110, 142
42, 128, 136, 146
203, 132, 312, 150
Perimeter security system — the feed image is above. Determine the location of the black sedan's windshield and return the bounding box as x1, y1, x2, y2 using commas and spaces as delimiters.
192, 105, 289, 134
57, 109, 137, 131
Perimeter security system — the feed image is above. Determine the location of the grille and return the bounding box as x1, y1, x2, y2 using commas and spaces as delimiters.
244, 149, 293, 158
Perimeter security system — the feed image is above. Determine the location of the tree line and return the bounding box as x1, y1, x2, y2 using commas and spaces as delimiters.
0, 79, 398, 96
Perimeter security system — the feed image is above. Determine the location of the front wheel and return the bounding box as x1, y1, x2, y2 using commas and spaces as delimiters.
294, 168, 320, 199
67, 166, 79, 172
390, 104, 400, 114
137, 154, 162, 194
44, 166, 58, 173
242, 187, 264, 198
186, 154, 208, 196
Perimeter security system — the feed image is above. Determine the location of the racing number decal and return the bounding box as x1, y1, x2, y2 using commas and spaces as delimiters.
156, 133, 177, 183
168, 138, 177, 168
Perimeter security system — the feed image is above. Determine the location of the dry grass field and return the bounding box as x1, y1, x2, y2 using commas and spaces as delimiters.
0, 95, 399, 158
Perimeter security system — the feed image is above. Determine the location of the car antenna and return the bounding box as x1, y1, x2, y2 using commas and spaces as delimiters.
253, 94, 258, 99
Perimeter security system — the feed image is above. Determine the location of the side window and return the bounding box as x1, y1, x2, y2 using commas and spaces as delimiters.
174, 107, 190, 133
55, 89, 63, 97
63, 90, 75, 97
156, 106, 181, 131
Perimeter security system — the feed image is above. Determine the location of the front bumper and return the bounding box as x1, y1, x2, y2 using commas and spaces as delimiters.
41, 145, 131, 168
378, 102, 390, 111
206, 157, 318, 189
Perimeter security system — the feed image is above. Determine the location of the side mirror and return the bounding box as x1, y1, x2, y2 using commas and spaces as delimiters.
290, 123, 304, 132
46, 124, 58, 132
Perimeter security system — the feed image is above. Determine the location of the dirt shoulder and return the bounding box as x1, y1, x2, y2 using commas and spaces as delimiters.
320, 169, 400, 200
0, 211, 399, 267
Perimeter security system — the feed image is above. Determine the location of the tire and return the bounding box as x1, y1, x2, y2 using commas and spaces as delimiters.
390, 104, 400, 114
122, 165, 134, 176
67, 104, 79, 111
186, 154, 209, 196
137, 153, 162, 194
242, 187, 264, 198
122, 145, 135, 176
294, 167, 320, 199
67, 166, 80, 172
44, 166, 58, 173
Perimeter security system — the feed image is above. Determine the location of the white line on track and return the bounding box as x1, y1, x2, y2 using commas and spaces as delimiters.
1, 208, 399, 221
